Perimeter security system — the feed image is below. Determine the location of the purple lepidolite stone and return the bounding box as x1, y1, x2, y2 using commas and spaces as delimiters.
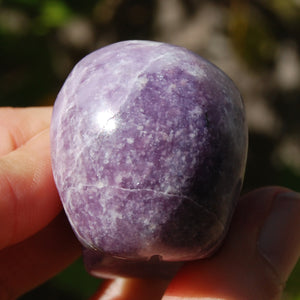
50, 40, 248, 278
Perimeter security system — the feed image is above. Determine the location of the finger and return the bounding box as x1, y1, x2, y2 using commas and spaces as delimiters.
0, 107, 52, 156
0, 212, 81, 300
0, 128, 62, 250
162, 187, 300, 300
90, 278, 170, 300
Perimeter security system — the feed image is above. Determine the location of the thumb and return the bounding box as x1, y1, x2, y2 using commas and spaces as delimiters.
162, 187, 300, 300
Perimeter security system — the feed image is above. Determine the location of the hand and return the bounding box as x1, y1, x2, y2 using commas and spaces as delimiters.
91, 187, 300, 300
0, 107, 299, 300
0, 107, 81, 299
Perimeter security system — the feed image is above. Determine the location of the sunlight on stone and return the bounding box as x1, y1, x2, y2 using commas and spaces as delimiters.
96, 110, 117, 132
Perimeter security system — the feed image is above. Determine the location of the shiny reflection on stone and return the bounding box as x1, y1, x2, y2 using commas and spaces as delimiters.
95, 109, 117, 133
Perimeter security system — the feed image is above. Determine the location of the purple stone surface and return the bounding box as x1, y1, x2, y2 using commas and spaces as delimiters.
50, 40, 248, 278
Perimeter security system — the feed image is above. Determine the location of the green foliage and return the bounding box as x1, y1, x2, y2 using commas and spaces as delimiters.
20, 258, 101, 299
286, 260, 300, 297
35, 1, 72, 34
230, 6, 277, 70
51, 258, 101, 298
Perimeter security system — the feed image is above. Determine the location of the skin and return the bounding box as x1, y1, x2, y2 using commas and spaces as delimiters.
0, 106, 299, 300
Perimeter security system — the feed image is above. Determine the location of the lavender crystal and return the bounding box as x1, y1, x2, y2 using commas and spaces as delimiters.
50, 40, 248, 278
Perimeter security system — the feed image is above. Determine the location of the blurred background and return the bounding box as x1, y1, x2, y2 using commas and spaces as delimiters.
0, 0, 300, 298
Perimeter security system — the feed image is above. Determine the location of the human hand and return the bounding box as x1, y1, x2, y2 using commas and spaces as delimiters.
90, 187, 300, 300
0, 107, 81, 299
0, 107, 299, 300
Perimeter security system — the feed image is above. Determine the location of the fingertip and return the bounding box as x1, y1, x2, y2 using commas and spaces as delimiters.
258, 191, 300, 282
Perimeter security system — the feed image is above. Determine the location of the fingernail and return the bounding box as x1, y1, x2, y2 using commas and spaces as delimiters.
258, 191, 300, 281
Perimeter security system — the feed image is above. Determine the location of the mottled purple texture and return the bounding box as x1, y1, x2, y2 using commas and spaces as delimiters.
50, 40, 248, 278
